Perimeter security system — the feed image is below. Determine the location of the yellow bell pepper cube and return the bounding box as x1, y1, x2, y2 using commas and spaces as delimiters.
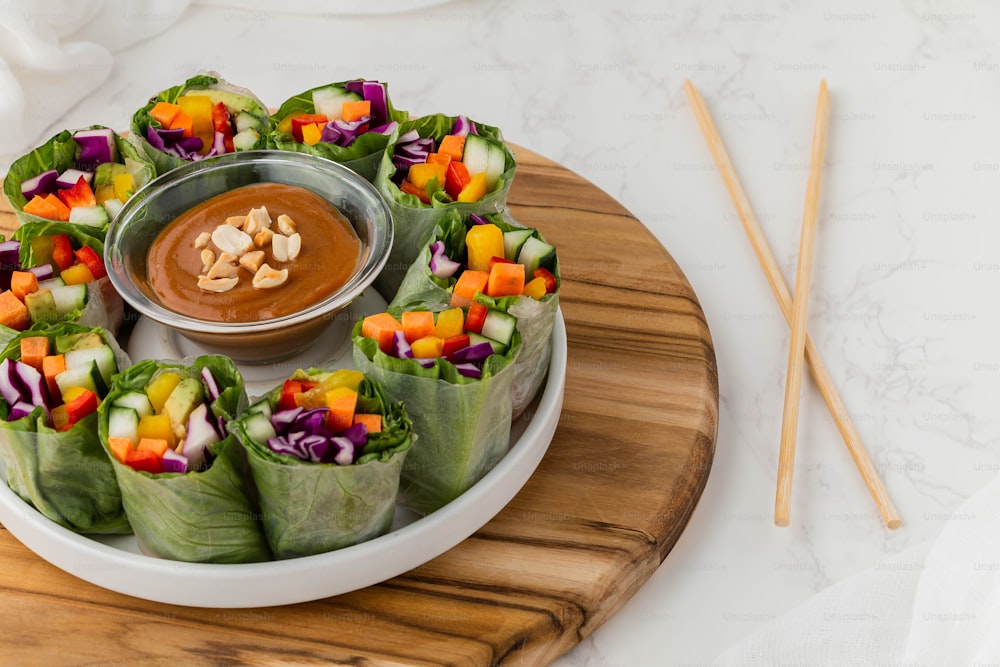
95, 184, 116, 205
301, 122, 324, 146
407, 162, 448, 190
456, 171, 487, 203
113, 173, 134, 203
59, 263, 95, 286
411, 335, 444, 359
522, 276, 549, 300
177, 95, 215, 152
137, 413, 176, 449
434, 308, 465, 339
145, 371, 182, 413
465, 223, 504, 272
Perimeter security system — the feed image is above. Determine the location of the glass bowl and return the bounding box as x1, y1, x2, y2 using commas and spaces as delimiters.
105, 150, 393, 363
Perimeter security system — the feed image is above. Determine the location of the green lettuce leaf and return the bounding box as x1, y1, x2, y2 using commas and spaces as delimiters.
0, 323, 131, 534
232, 369, 413, 559
129, 71, 270, 175
352, 317, 520, 515
97, 356, 270, 563
2, 125, 155, 227
267, 80, 409, 182
372, 113, 517, 300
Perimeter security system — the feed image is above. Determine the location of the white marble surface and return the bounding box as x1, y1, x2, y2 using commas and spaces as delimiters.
2, 0, 999, 664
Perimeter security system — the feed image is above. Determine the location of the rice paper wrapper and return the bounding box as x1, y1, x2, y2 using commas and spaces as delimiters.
353, 318, 519, 515
97, 356, 270, 563
373, 114, 517, 300
268, 79, 409, 182
233, 369, 414, 559
2, 124, 155, 228
12, 220, 125, 335
390, 210, 561, 418
0, 323, 132, 534
130, 71, 270, 176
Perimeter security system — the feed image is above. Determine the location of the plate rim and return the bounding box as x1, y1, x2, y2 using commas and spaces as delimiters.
0, 310, 566, 608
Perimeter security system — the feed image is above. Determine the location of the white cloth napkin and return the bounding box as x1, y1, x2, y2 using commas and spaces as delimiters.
0, 0, 190, 159
715, 474, 1000, 665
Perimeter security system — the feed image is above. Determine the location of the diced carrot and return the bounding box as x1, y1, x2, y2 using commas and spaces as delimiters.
341, 100, 371, 123
42, 354, 66, 401
107, 437, 136, 464
361, 312, 403, 353
486, 261, 525, 297
22, 195, 61, 220
149, 101, 181, 128
44, 194, 71, 221
352, 413, 382, 434
401, 310, 436, 344
449, 270, 490, 308
19, 336, 49, 372
170, 111, 194, 137
324, 387, 357, 434
10, 271, 39, 301
0, 290, 30, 330
522, 276, 548, 300
438, 134, 466, 161
137, 437, 170, 458
425, 152, 452, 168
399, 179, 430, 204
125, 448, 162, 474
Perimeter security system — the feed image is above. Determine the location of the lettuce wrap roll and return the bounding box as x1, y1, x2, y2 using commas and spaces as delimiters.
232, 368, 413, 559
130, 71, 270, 175
389, 210, 560, 418
2, 124, 155, 229
353, 306, 520, 515
0, 323, 132, 534
97, 356, 270, 563
4, 221, 124, 336
268, 78, 408, 182
373, 113, 517, 299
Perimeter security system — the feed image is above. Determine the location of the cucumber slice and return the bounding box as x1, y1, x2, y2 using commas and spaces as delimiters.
461, 133, 490, 178
64, 344, 116, 386
467, 332, 507, 355
49, 284, 88, 316
107, 406, 139, 443
234, 110, 259, 133
242, 410, 277, 444
516, 236, 556, 276
37, 277, 66, 291
245, 399, 272, 419
113, 391, 154, 418
311, 86, 361, 121
232, 128, 260, 152
502, 229, 534, 260
484, 141, 506, 189
102, 198, 123, 219
68, 205, 110, 228
480, 310, 517, 347
55, 360, 106, 397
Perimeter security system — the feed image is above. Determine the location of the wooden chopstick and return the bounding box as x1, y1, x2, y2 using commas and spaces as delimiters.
774, 80, 830, 527
683, 80, 902, 530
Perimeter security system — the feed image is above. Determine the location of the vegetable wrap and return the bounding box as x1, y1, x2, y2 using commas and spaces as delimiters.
0, 323, 132, 534
2, 124, 155, 229
268, 79, 408, 182
389, 210, 560, 418
353, 308, 520, 515
8, 220, 124, 336
232, 368, 413, 559
97, 356, 270, 563
373, 113, 516, 299
130, 71, 270, 175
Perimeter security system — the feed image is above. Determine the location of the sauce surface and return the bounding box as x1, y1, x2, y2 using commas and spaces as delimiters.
147, 182, 361, 322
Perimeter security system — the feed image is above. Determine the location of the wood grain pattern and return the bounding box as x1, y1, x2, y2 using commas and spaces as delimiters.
0, 147, 718, 666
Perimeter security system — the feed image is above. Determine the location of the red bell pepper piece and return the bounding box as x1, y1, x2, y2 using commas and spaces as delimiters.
291, 114, 329, 143
534, 267, 558, 294
64, 389, 99, 426
125, 448, 163, 474
464, 301, 488, 334
74, 245, 107, 280
212, 102, 235, 153
445, 161, 471, 200
50, 234, 75, 272
56, 176, 97, 209
278, 379, 304, 411
442, 333, 471, 359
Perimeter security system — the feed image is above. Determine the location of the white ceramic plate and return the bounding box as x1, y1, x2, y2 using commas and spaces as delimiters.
0, 310, 566, 608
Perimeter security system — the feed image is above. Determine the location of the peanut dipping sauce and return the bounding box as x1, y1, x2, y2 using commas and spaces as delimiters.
147, 183, 361, 322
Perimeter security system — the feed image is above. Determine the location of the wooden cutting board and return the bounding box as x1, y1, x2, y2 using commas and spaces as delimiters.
0, 147, 718, 666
